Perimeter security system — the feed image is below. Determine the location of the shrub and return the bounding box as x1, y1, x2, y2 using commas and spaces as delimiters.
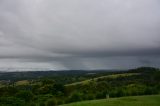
16, 90, 34, 102
29, 102, 36, 106
0, 97, 25, 106
46, 98, 57, 106
39, 102, 46, 106
68, 92, 83, 102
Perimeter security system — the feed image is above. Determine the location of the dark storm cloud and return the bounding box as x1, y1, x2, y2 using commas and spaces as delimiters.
0, 0, 160, 70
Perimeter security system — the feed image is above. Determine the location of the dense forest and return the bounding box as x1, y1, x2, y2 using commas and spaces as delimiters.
0, 67, 160, 106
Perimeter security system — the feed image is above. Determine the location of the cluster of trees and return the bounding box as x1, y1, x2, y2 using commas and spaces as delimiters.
0, 67, 160, 106
0, 80, 63, 106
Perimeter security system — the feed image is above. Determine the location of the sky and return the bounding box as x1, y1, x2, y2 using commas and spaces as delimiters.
0, 0, 160, 71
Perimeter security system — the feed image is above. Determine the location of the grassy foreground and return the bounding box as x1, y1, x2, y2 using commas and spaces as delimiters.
61, 95, 160, 106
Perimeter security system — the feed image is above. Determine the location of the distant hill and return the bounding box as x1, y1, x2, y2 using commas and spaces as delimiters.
0, 69, 121, 81
0, 67, 159, 81
129, 67, 159, 73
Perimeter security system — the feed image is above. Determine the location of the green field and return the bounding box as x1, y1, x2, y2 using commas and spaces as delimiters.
66, 73, 139, 86
61, 95, 160, 106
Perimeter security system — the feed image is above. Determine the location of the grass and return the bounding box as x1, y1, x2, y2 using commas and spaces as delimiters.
15, 80, 29, 86
61, 95, 160, 106
66, 73, 140, 86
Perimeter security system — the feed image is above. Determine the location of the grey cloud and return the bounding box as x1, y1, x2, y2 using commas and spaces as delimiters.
0, 0, 160, 70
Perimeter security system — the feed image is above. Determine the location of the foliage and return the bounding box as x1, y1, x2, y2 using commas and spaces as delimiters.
46, 98, 57, 106
68, 92, 83, 102
0, 97, 25, 106
0, 67, 160, 105
16, 90, 34, 102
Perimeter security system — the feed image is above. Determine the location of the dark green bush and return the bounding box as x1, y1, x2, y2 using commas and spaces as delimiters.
68, 92, 83, 102
46, 98, 57, 106
0, 97, 25, 106
16, 90, 34, 102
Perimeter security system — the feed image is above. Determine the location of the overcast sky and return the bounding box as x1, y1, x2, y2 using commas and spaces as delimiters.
0, 0, 160, 71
